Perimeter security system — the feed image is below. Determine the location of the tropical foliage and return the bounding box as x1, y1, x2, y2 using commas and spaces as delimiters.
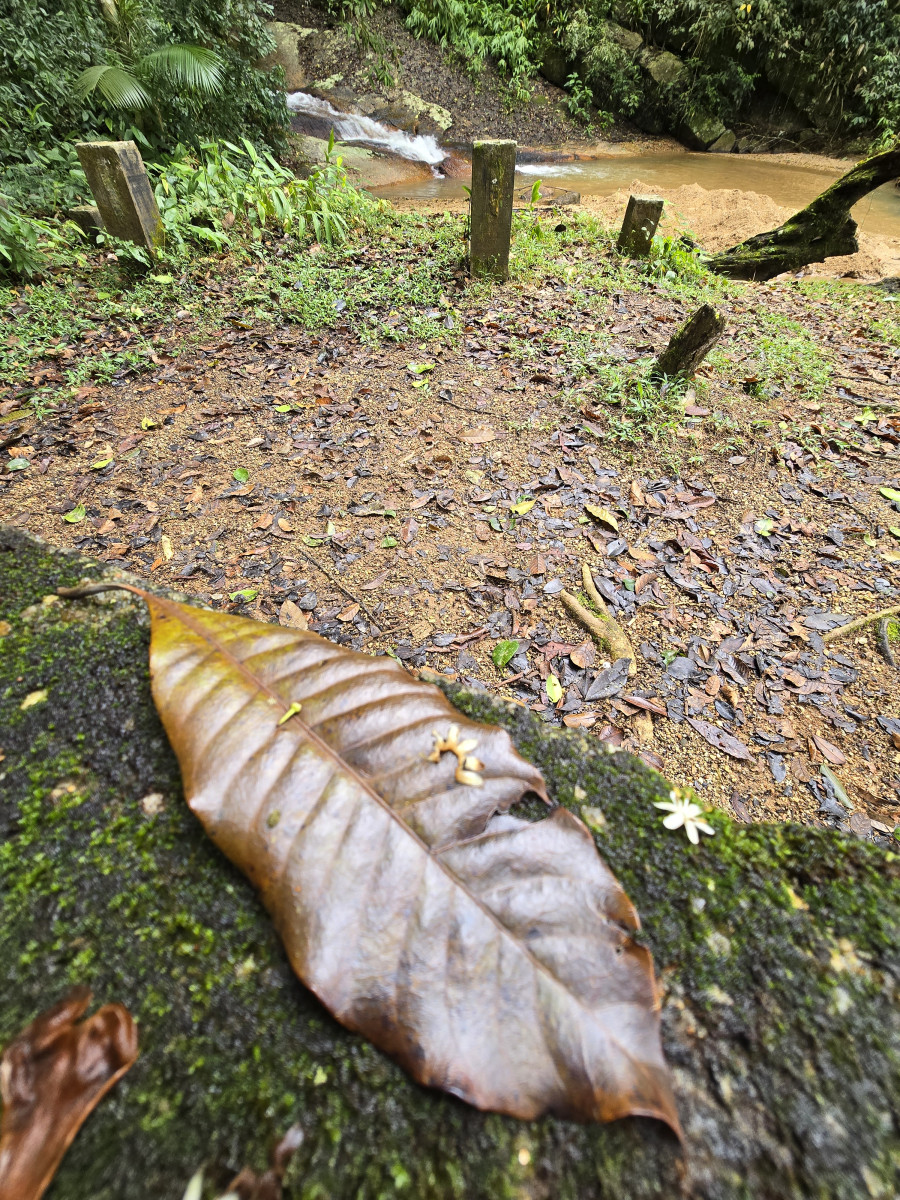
149, 133, 381, 255
0, 192, 78, 278
0, 0, 287, 213
74, 0, 225, 127
392, 0, 900, 138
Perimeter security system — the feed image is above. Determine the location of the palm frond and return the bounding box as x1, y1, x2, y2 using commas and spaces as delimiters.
73, 64, 152, 110
141, 45, 224, 94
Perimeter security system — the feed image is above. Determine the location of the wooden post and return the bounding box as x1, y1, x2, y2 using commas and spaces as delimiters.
68, 205, 104, 236
617, 195, 664, 257
653, 304, 725, 379
469, 139, 516, 281
75, 140, 162, 253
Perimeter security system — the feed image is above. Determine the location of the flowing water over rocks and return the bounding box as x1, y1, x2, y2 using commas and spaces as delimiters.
287, 91, 445, 168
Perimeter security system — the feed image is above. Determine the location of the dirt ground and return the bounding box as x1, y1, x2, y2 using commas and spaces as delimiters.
2, 209, 899, 844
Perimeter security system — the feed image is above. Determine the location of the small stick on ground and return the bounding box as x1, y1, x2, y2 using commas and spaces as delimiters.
823, 603, 900, 644
561, 568, 653, 743
294, 548, 377, 623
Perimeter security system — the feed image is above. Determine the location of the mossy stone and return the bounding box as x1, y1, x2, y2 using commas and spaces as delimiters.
1, 526, 898, 1199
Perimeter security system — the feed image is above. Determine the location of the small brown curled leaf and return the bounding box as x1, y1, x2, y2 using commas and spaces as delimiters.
0, 987, 138, 1200
225, 1123, 304, 1199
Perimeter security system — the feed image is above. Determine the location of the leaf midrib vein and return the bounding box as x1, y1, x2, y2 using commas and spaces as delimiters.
157, 597, 633, 1049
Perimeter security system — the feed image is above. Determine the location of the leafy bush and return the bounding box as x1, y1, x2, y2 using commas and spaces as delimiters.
400, 0, 543, 87
388, 0, 899, 137
555, 0, 900, 135
74, 0, 225, 124
558, 10, 644, 117
0, 193, 76, 278
149, 134, 381, 256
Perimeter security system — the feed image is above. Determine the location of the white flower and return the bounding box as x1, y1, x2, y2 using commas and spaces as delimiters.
427, 724, 484, 787
653, 791, 716, 844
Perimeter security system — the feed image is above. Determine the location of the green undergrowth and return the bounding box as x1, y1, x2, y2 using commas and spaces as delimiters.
1, 530, 898, 1199
2, 201, 891, 447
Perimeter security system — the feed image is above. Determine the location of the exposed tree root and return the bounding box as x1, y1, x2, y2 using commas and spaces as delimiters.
822, 602, 900, 644
707, 148, 900, 281
561, 567, 653, 742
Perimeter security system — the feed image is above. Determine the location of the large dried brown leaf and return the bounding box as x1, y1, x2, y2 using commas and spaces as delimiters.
0, 988, 137, 1200
60, 583, 680, 1131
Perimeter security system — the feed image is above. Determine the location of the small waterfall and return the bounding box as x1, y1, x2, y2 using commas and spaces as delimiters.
287, 92, 446, 166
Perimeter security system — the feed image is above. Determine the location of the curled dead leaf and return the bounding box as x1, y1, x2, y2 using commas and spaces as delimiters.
0, 988, 137, 1200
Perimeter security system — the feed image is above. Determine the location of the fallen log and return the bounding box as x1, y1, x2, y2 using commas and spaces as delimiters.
707, 147, 900, 281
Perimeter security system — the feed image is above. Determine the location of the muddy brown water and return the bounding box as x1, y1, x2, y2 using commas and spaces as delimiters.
372, 151, 900, 238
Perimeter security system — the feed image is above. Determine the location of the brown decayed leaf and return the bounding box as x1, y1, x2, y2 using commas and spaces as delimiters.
71, 584, 678, 1132
808, 733, 847, 765
687, 717, 753, 761
0, 988, 138, 1200
225, 1123, 304, 1199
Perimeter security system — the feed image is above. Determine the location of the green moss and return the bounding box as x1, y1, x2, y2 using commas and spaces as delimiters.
1, 529, 898, 1199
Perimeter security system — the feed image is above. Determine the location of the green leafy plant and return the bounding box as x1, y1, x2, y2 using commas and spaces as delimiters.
150, 132, 380, 251
564, 72, 594, 127
74, 0, 223, 130
402, 0, 541, 94
0, 0, 287, 206
0, 193, 76, 278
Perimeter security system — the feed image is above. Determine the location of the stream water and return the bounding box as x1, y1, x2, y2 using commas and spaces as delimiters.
379, 155, 900, 238
287, 91, 445, 166
287, 91, 900, 238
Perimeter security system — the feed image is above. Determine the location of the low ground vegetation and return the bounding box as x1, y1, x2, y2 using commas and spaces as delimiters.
2, 179, 898, 831
328, 0, 900, 144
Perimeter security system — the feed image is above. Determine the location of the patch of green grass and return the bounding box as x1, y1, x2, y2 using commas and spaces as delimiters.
739, 311, 833, 402
1, 208, 474, 419
575, 359, 689, 445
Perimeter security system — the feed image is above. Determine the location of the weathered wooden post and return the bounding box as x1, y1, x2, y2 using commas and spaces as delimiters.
469, 139, 516, 281
75, 140, 162, 253
67, 205, 104, 236
653, 303, 725, 379
617, 194, 664, 257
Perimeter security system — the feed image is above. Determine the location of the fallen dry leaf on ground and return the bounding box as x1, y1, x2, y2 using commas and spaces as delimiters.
0, 987, 137, 1200
59, 582, 679, 1132
224, 1123, 304, 1200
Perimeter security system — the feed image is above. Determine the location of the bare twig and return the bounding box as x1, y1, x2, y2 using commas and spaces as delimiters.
294, 548, 377, 622
823, 603, 900, 644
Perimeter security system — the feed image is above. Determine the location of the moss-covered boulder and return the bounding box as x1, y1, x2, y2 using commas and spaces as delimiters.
1, 525, 898, 1200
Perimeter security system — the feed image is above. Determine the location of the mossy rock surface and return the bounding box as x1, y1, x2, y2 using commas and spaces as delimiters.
1, 525, 898, 1200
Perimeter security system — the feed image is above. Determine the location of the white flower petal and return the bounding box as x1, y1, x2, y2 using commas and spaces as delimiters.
662, 812, 685, 829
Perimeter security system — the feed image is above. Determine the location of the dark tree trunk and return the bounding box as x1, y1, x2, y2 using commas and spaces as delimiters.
707, 148, 900, 281
653, 303, 726, 379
